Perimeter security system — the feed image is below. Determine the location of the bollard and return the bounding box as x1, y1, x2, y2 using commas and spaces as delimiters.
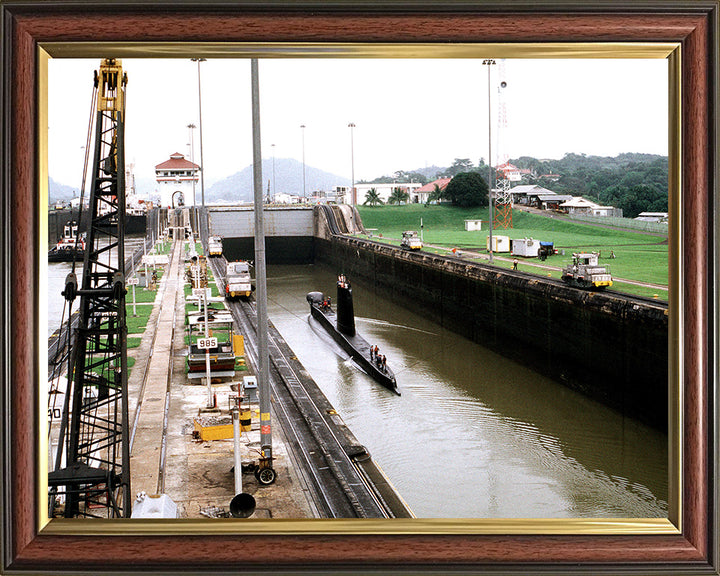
232, 408, 243, 495
230, 406, 256, 518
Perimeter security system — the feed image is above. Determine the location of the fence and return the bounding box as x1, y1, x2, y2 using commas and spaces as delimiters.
566, 214, 668, 234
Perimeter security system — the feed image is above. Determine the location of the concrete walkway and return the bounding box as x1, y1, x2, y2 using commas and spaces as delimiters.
130, 239, 183, 495
126, 238, 316, 519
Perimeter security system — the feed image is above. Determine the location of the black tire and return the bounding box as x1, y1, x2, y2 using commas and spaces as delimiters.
255, 467, 277, 485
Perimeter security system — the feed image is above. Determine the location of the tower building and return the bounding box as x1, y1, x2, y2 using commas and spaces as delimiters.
155, 152, 200, 208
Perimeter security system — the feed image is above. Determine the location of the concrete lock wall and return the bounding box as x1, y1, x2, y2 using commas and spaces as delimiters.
208, 207, 314, 264
203, 205, 668, 430
315, 235, 669, 431
209, 206, 314, 237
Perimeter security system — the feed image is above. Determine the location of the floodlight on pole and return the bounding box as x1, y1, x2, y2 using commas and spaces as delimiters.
300, 124, 306, 197
348, 122, 356, 206
191, 58, 207, 207
483, 58, 496, 263
187, 123, 196, 207
271, 143, 276, 200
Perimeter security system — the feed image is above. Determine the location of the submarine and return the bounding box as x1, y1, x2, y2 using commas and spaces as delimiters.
307, 276, 400, 395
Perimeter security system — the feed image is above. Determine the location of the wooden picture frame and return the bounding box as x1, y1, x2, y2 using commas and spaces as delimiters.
1, 1, 717, 573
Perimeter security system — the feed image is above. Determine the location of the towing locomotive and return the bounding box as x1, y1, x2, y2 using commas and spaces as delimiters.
561, 252, 613, 290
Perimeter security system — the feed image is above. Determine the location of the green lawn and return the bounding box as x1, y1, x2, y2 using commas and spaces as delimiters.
152, 241, 172, 255
126, 287, 159, 303
184, 282, 220, 298
357, 205, 669, 295
125, 311, 150, 333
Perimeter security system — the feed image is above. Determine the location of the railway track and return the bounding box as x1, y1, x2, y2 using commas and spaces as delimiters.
207, 254, 393, 519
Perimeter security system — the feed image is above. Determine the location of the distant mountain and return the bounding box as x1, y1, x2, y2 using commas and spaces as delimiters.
133, 176, 160, 199
206, 158, 350, 203
48, 177, 78, 203
415, 165, 445, 180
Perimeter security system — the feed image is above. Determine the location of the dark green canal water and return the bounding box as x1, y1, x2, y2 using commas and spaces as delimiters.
265, 264, 668, 519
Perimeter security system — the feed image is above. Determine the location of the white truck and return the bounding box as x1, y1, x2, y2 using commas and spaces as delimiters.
224, 261, 254, 300
208, 236, 223, 257
400, 230, 423, 251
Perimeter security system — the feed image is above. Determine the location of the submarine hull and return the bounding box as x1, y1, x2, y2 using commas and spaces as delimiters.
307, 292, 399, 395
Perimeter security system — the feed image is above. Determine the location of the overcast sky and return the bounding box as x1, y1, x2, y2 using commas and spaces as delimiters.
48, 57, 668, 190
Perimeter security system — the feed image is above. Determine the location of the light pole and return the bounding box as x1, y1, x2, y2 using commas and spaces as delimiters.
348, 122, 356, 231
250, 58, 273, 480
271, 143, 276, 201
191, 57, 207, 206
348, 122, 356, 206
300, 124, 306, 197
483, 59, 495, 263
187, 123, 196, 207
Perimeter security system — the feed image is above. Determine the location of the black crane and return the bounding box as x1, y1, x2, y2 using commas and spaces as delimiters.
48, 59, 131, 518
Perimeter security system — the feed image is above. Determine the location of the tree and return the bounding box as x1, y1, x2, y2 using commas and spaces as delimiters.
439, 158, 474, 178
363, 187, 383, 206
387, 187, 409, 205
426, 183, 443, 205
618, 184, 667, 218
443, 172, 489, 207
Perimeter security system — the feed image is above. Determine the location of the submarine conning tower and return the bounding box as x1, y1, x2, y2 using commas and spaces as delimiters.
336, 275, 355, 336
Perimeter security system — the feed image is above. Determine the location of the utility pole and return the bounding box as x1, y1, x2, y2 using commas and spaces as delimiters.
348, 122, 356, 231
271, 143, 276, 201
191, 58, 206, 206
187, 123, 196, 207
483, 59, 495, 263
300, 124, 306, 197
251, 59, 274, 475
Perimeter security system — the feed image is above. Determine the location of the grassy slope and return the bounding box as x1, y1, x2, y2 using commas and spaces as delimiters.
357, 205, 668, 295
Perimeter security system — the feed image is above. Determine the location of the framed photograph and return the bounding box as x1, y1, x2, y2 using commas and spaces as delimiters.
1, 1, 717, 574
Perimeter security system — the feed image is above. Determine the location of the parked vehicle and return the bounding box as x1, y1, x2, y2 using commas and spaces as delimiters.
208, 236, 223, 257
561, 252, 613, 289
400, 230, 422, 251
224, 261, 254, 300
538, 241, 556, 261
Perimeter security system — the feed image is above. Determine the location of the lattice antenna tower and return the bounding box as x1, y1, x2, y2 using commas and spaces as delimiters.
48, 59, 131, 518
494, 59, 514, 229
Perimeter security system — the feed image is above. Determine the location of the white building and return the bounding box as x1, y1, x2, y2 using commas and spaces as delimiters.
486, 235, 511, 253
155, 152, 200, 208
412, 178, 452, 204
635, 212, 668, 223
465, 219, 483, 231
273, 193, 298, 204
511, 237, 541, 257
354, 182, 424, 205
509, 184, 556, 205
560, 197, 621, 217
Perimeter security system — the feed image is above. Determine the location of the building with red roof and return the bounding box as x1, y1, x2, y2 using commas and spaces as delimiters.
412, 177, 452, 204
155, 152, 200, 208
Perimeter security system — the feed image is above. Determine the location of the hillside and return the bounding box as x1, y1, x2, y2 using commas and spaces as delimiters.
48, 177, 78, 203
205, 158, 349, 203
507, 153, 668, 218
387, 153, 668, 219
49, 152, 667, 215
